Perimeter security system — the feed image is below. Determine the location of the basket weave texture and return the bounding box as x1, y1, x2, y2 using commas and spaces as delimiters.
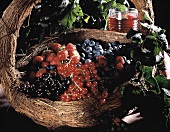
0, 0, 154, 130
11, 28, 124, 130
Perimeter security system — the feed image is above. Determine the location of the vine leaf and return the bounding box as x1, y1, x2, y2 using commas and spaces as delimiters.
60, 4, 83, 29
155, 74, 170, 90
145, 77, 160, 94
139, 65, 153, 79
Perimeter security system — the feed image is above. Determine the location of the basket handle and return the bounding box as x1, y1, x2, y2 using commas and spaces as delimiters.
0, 0, 41, 99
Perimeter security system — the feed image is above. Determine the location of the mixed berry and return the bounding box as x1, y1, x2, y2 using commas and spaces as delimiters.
17, 39, 135, 104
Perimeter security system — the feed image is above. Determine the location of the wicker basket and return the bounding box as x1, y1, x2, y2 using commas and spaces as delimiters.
11, 28, 126, 130
0, 0, 155, 130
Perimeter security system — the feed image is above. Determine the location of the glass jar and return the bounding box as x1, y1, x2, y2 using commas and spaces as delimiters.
108, 8, 138, 33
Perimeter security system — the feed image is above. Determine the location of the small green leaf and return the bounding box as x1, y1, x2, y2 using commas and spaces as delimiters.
103, 0, 117, 11
146, 35, 157, 40
60, 4, 83, 29
146, 77, 160, 93
164, 94, 170, 106
116, 3, 127, 12
130, 50, 134, 58
140, 65, 153, 78
142, 10, 154, 23
84, 16, 90, 23
154, 46, 161, 55
155, 74, 170, 90
132, 89, 142, 95
132, 40, 138, 44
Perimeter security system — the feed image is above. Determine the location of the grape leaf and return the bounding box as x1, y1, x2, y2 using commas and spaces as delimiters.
139, 65, 153, 79
60, 4, 83, 29
103, 0, 117, 10
145, 77, 160, 94
155, 74, 170, 90
154, 46, 162, 55
116, 3, 127, 12
146, 35, 157, 40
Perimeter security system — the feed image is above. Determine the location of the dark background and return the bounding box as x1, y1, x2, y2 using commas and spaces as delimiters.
153, 0, 170, 43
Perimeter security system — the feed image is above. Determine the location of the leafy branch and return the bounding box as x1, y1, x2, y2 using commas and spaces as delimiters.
122, 13, 170, 127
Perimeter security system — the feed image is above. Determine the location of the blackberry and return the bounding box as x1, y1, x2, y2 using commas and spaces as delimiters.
17, 71, 71, 101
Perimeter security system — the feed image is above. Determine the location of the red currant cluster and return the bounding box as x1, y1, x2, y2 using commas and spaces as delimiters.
60, 62, 109, 104
27, 42, 111, 104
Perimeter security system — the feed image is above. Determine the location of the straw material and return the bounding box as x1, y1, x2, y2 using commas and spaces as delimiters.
0, 0, 154, 130
11, 87, 121, 129
12, 28, 125, 129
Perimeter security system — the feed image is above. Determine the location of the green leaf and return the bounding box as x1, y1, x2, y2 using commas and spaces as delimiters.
132, 89, 142, 95
160, 29, 166, 34
146, 35, 157, 40
154, 46, 162, 55
103, 1, 127, 11
145, 77, 160, 94
140, 65, 153, 79
130, 49, 134, 58
155, 74, 170, 90
84, 16, 90, 23
103, 0, 117, 11
60, 4, 84, 29
72, 5, 84, 17
164, 94, 170, 107
116, 3, 127, 12
142, 10, 154, 23
132, 39, 143, 45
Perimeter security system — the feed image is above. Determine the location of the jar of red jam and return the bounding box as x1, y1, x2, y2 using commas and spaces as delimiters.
108, 8, 138, 33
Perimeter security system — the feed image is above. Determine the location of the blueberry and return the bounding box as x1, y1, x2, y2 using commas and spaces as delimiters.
84, 39, 91, 44
49, 65, 55, 70
111, 42, 117, 46
94, 51, 101, 58
85, 46, 93, 53
81, 52, 86, 58
89, 40, 95, 46
97, 49, 104, 55
82, 43, 87, 47
87, 53, 93, 58
75, 43, 81, 47
85, 59, 92, 63
106, 49, 113, 54
95, 45, 103, 50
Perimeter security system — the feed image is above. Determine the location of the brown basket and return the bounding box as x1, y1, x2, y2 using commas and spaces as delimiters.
0, 0, 155, 130
11, 29, 125, 130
